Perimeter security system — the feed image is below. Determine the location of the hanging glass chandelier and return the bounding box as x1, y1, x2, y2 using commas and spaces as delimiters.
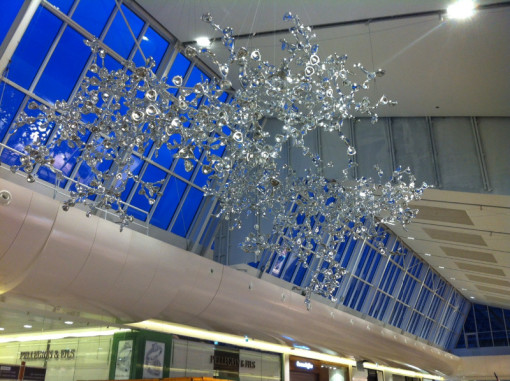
8, 12, 427, 307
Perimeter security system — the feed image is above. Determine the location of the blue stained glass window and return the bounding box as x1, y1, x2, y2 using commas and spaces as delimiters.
103, 5, 144, 59
0, 0, 24, 44
35, 27, 91, 103
150, 176, 186, 229
133, 27, 169, 70
0, 84, 24, 141
171, 187, 204, 237
7, 7, 63, 89
167, 53, 191, 94
126, 163, 165, 221
72, 0, 114, 37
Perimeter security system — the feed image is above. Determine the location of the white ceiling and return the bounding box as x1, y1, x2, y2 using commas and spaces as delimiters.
136, 0, 510, 117
390, 189, 510, 309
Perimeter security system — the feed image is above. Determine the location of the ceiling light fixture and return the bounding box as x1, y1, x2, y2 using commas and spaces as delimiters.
0, 327, 130, 343
0, 327, 4, 331
439, 266, 445, 269
195, 36, 211, 47
424, 253, 431, 256
64, 321, 74, 325
447, 0, 475, 20
8, 12, 427, 308
23, 325, 32, 329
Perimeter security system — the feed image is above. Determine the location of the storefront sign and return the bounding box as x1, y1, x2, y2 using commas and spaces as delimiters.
295, 361, 314, 370
19, 349, 76, 360
210, 350, 256, 372
0, 364, 46, 381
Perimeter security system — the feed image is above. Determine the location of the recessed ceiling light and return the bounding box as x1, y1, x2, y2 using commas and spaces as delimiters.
23, 325, 32, 329
470, 296, 475, 299
424, 253, 431, 256
407, 237, 415, 240
450, 277, 456, 280
461, 288, 467, 291
196, 37, 211, 47
0, 327, 4, 331
439, 266, 445, 269
447, 0, 475, 20
64, 321, 74, 325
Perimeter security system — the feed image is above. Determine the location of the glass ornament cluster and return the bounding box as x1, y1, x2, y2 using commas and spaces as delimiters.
9, 13, 427, 307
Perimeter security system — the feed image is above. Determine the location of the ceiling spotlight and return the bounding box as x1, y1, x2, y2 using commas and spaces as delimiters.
23, 325, 32, 329
470, 296, 475, 299
424, 253, 431, 256
64, 321, 74, 325
196, 36, 211, 47
439, 266, 445, 269
407, 237, 415, 240
447, 0, 475, 20
461, 288, 467, 291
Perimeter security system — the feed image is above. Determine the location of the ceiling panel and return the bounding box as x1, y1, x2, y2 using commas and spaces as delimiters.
441, 246, 497, 263
417, 206, 474, 225
465, 274, 510, 287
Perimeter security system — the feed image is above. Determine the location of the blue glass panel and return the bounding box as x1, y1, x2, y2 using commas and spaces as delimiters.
0, 0, 23, 43
133, 27, 169, 70
504, 309, 510, 331
47, 0, 74, 14
151, 141, 178, 168
103, 5, 144, 58
193, 164, 211, 188
173, 157, 195, 180
466, 333, 478, 348
126, 164, 166, 221
185, 66, 210, 87
167, 53, 191, 94
171, 187, 204, 237
283, 258, 299, 282
456, 333, 466, 349
489, 306, 506, 331
492, 331, 508, 346
0, 84, 24, 141
7, 7, 62, 89
293, 256, 312, 286
35, 27, 91, 103
475, 304, 491, 332
37, 130, 91, 187
150, 176, 186, 229
72, 0, 114, 37
103, 54, 123, 71
478, 331, 493, 347
3, 100, 53, 165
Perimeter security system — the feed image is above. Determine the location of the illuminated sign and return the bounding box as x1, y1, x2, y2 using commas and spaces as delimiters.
296, 361, 314, 370
19, 349, 75, 360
